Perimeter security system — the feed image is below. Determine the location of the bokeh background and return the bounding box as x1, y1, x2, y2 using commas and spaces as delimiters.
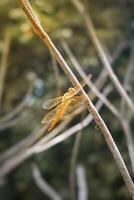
0, 0, 134, 199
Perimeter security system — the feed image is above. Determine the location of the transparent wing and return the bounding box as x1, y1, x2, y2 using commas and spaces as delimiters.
42, 74, 91, 110
41, 105, 60, 124
65, 95, 84, 114
42, 96, 62, 110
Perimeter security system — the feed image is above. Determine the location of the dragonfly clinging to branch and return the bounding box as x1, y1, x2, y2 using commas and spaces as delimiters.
41, 74, 92, 132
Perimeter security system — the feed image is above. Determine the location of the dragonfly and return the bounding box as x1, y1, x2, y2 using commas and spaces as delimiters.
41, 74, 91, 132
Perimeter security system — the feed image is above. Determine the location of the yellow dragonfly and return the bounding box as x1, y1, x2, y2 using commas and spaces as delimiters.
41, 74, 91, 132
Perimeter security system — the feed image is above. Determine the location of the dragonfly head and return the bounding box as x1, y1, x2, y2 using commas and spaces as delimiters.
64, 87, 76, 99
68, 87, 76, 93
64, 87, 77, 100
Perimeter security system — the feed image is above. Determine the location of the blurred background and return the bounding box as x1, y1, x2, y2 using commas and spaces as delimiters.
0, 0, 134, 199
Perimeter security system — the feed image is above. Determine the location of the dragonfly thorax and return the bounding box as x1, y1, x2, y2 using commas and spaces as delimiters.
67, 87, 76, 95
67, 87, 76, 93
63, 87, 76, 100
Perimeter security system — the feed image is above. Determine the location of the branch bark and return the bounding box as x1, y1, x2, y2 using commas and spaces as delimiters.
0, 32, 11, 107
32, 163, 62, 200
71, 0, 134, 114
18, 0, 134, 198
76, 165, 88, 200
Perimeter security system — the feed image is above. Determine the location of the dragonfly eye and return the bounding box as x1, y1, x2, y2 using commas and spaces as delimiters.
68, 87, 73, 92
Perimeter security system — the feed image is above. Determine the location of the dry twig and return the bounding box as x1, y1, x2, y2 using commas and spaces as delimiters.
0, 85, 111, 179
76, 165, 88, 200
69, 130, 82, 200
71, 0, 134, 114
18, 0, 134, 198
32, 163, 62, 200
120, 43, 134, 173
0, 32, 11, 107
62, 41, 120, 119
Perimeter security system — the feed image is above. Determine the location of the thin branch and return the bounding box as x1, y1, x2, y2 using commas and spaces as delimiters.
0, 121, 73, 178
0, 148, 33, 179
0, 77, 34, 124
32, 163, 62, 200
0, 116, 22, 131
61, 41, 120, 119
119, 43, 134, 174
0, 32, 11, 107
0, 81, 34, 131
0, 39, 124, 160
120, 119, 134, 174
10, 74, 110, 155
69, 130, 82, 200
93, 41, 130, 95
0, 126, 45, 162
18, 1, 134, 198
51, 54, 61, 96
76, 165, 88, 200
29, 85, 112, 149
120, 42, 134, 116
1, 74, 102, 163
30, 86, 112, 153
0, 5, 125, 163
71, 0, 134, 114
0, 85, 111, 179
62, 40, 134, 179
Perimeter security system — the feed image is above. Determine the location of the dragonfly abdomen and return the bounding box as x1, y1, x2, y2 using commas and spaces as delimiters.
48, 99, 72, 132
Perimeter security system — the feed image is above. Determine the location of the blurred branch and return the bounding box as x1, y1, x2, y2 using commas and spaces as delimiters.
103, 42, 134, 175
0, 116, 22, 131
0, 115, 73, 163
30, 86, 112, 153
63, 41, 122, 198
71, 0, 134, 114
111, 41, 130, 63
62, 41, 120, 119
76, 165, 88, 200
51, 54, 61, 96
69, 130, 82, 200
0, 125, 46, 162
32, 163, 62, 200
0, 85, 111, 179
120, 119, 134, 174
18, 0, 134, 197
61, 39, 132, 172
0, 32, 11, 107
0, 147, 33, 179
0, 77, 34, 130
90, 40, 129, 98
120, 43, 134, 174
26, 76, 112, 149
120, 42, 134, 116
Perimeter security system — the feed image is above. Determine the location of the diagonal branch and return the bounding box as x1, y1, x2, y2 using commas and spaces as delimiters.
32, 163, 62, 200
69, 130, 82, 200
18, 0, 134, 198
0, 92, 104, 180
120, 43, 134, 174
61, 41, 120, 119
0, 32, 11, 107
76, 165, 88, 200
71, 0, 134, 114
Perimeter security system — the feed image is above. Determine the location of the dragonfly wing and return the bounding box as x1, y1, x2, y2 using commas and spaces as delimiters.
41, 105, 60, 124
42, 96, 62, 110
41, 110, 56, 124
65, 96, 84, 114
